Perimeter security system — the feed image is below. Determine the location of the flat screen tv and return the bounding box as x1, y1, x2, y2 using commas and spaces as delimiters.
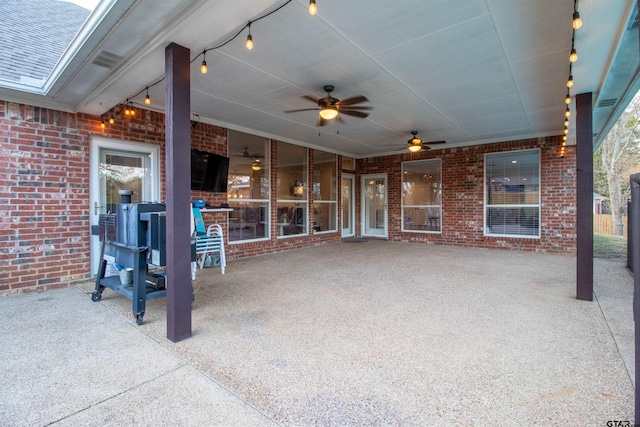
191, 149, 229, 193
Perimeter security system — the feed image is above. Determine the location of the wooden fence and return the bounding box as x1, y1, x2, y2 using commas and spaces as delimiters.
594, 214, 628, 237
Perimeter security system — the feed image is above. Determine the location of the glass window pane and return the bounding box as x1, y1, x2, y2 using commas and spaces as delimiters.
402, 159, 442, 233
277, 142, 307, 236
227, 201, 268, 240
228, 130, 269, 242
313, 202, 336, 232
486, 206, 539, 236
485, 150, 540, 237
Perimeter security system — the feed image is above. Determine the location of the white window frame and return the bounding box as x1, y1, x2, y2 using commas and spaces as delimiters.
484, 149, 541, 238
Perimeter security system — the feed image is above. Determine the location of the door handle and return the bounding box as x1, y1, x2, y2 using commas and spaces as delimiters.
94, 202, 105, 215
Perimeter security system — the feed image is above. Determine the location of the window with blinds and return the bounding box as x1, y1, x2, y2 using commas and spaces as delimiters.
485, 149, 540, 237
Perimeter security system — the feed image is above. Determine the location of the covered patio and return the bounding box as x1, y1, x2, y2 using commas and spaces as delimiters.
1, 241, 634, 425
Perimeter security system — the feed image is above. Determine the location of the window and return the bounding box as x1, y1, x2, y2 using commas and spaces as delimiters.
227, 130, 269, 242
312, 151, 337, 233
485, 149, 540, 237
342, 156, 355, 170
277, 142, 307, 237
402, 159, 442, 233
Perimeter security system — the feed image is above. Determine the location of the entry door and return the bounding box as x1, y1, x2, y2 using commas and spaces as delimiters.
89, 138, 159, 276
341, 173, 355, 237
361, 174, 387, 238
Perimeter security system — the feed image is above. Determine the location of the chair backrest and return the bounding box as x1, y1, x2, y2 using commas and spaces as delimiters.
192, 208, 206, 234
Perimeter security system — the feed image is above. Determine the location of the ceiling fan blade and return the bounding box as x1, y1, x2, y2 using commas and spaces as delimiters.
339, 95, 368, 106
340, 106, 373, 111
301, 95, 319, 104
423, 140, 446, 145
339, 109, 369, 118
284, 108, 320, 113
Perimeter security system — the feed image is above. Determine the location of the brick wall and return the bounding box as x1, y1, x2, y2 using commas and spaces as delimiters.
357, 137, 576, 253
0, 99, 575, 295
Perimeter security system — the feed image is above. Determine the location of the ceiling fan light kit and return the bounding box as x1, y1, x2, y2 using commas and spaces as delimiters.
284, 84, 371, 126
319, 107, 338, 120
404, 131, 446, 152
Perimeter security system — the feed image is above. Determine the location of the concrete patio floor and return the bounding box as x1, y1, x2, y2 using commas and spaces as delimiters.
0, 241, 635, 426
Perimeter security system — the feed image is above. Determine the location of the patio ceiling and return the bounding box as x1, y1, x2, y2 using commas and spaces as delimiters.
1, 0, 638, 157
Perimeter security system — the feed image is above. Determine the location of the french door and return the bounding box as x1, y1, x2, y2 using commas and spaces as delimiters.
361, 173, 387, 238
89, 138, 159, 276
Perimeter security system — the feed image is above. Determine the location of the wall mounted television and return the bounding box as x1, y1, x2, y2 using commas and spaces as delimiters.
191, 149, 230, 193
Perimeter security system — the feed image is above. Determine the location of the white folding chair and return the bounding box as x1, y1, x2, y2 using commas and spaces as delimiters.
192, 208, 226, 275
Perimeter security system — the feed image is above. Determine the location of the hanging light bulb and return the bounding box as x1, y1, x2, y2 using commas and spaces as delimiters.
109, 116, 115, 125
564, 127, 569, 135
144, 87, 151, 105
124, 104, 130, 116
564, 118, 569, 127
565, 106, 571, 118
309, 0, 317, 15
200, 51, 208, 74
246, 24, 254, 50
563, 135, 568, 141
129, 102, 135, 116
567, 74, 574, 88
565, 93, 571, 105
101, 117, 105, 129
573, 11, 582, 30
569, 48, 578, 63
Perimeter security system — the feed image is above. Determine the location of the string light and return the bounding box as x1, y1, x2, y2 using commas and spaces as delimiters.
559, 1, 582, 157
101, 0, 297, 126
246, 23, 254, 50
101, 117, 105, 129
569, 48, 578, 63
572, 0, 582, 30
309, 0, 317, 15
200, 51, 208, 74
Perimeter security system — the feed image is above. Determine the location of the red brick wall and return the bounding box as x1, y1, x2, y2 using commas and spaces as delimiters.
357, 137, 576, 253
0, 99, 575, 295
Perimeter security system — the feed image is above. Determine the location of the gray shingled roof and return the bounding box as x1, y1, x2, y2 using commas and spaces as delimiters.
0, 0, 90, 88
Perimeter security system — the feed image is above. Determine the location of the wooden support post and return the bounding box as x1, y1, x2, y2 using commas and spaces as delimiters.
576, 92, 593, 301
165, 42, 192, 342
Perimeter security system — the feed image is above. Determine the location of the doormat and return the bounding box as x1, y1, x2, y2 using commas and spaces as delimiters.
342, 237, 368, 243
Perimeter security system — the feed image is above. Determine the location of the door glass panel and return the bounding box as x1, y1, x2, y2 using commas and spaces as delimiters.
99, 151, 151, 213
363, 177, 386, 236
342, 176, 353, 236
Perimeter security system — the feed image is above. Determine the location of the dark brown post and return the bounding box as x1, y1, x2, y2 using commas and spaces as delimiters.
165, 42, 192, 342
576, 92, 593, 301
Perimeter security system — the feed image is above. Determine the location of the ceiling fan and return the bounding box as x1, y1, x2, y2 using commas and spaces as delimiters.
235, 147, 264, 159
284, 85, 372, 126
404, 131, 446, 152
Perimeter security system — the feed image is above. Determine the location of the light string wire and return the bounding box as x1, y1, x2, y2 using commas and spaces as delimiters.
101, 0, 294, 124
561, 0, 581, 157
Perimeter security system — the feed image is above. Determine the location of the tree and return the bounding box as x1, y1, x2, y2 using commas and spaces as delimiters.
595, 93, 640, 235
